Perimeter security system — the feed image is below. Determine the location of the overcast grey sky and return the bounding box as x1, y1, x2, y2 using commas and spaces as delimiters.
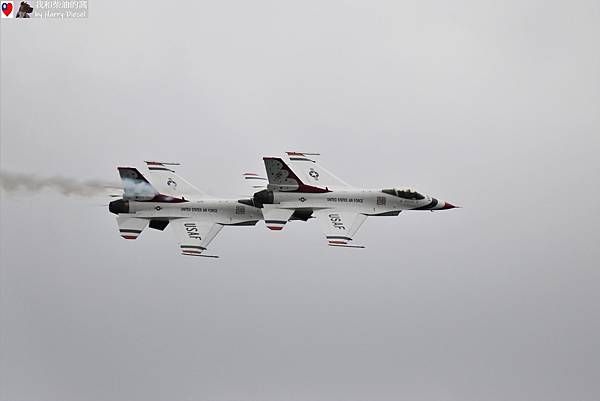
1, 1, 599, 400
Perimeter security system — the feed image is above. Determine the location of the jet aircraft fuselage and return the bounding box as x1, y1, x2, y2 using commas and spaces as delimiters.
109, 198, 262, 226
254, 188, 455, 217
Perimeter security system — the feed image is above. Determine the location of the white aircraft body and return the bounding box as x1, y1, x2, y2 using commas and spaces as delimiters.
244, 152, 458, 248
109, 162, 263, 257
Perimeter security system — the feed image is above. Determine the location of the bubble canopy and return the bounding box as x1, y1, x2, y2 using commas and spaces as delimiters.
382, 188, 425, 200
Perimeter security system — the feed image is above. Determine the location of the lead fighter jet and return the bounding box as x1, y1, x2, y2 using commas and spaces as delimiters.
246, 152, 458, 248
108, 162, 263, 257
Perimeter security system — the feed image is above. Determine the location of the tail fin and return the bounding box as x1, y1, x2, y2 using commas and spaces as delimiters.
143, 161, 208, 200
285, 151, 350, 189
263, 157, 329, 193
118, 167, 159, 201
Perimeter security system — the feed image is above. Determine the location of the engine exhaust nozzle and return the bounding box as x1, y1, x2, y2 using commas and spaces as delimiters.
109, 199, 130, 215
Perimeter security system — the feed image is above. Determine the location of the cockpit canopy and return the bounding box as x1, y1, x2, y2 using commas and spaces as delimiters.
382, 188, 425, 200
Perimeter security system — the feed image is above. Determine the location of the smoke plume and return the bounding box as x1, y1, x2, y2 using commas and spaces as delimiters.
0, 171, 122, 197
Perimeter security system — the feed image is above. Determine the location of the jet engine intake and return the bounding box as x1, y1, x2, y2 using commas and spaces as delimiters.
290, 209, 313, 221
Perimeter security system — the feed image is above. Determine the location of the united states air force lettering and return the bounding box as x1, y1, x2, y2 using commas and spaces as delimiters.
326, 197, 363, 203
180, 207, 217, 213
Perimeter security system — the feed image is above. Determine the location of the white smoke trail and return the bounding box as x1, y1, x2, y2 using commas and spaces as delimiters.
0, 171, 122, 197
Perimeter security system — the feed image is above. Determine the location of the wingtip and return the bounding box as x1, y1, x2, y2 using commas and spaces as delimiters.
328, 244, 366, 249
181, 252, 220, 258
286, 151, 321, 156
144, 161, 181, 166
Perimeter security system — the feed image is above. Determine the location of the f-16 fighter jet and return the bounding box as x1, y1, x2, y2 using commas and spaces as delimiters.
108, 162, 263, 257
245, 152, 458, 248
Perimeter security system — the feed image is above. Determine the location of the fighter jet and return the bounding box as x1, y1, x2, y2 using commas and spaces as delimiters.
108, 162, 263, 257
245, 152, 459, 248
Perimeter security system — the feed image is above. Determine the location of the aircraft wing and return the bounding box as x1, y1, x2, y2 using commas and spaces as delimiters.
313, 210, 367, 248
171, 219, 223, 257
285, 152, 351, 189
144, 161, 209, 200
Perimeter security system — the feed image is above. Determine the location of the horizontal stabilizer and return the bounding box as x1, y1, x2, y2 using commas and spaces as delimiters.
117, 215, 148, 240
262, 206, 295, 231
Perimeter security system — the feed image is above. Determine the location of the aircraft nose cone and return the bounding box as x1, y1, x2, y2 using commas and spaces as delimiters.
442, 202, 457, 209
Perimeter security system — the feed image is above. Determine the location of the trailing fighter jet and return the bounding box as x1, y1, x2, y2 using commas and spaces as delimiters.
108, 162, 263, 257
244, 152, 459, 248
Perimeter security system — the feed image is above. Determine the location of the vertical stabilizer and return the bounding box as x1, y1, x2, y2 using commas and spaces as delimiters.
263, 157, 329, 193
117, 167, 159, 201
